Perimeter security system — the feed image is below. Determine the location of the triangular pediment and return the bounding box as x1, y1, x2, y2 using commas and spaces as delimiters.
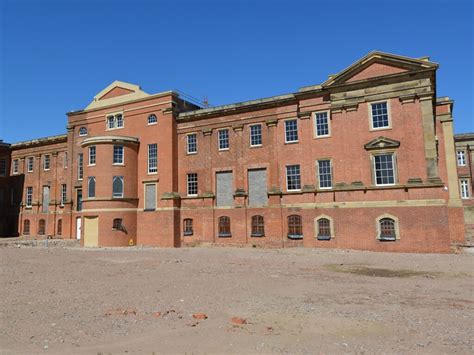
323, 51, 438, 87
364, 136, 400, 150
86, 80, 150, 110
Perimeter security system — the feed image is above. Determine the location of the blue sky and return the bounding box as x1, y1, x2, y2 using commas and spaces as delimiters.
1, 0, 473, 143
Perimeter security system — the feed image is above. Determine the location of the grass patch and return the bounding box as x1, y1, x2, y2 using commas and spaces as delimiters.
325, 264, 440, 278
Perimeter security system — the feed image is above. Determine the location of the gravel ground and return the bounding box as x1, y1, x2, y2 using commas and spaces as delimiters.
1, 244, 473, 354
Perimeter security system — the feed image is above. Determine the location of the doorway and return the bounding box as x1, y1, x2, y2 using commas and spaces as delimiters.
83, 216, 99, 247
76, 217, 82, 240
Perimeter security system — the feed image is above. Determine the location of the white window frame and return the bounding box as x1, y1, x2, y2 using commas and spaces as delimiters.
88, 146, 96, 166
105, 112, 124, 130
113, 145, 124, 165
186, 133, 198, 154
27, 157, 34, 173
112, 176, 124, 198
284, 119, 299, 143
373, 153, 397, 186
43, 155, 50, 171
147, 114, 158, 125
369, 100, 391, 131
249, 124, 263, 147
218, 129, 230, 151
12, 159, 19, 175
78, 153, 83, 180
457, 150, 466, 167
187, 173, 198, 197
460, 179, 470, 199
61, 184, 67, 206
78, 127, 88, 136
316, 159, 332, 189
147, 143, 158, 174
88, 176, 96, 198
313, 110, 331, 138
26, 186, 33, 207
286, 164, 301, 191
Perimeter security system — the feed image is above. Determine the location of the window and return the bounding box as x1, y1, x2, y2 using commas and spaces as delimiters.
112, 218, 123, 230
218, 129, 229, 150
0, 159, 6, 176
106, 113, 124, 130
38, 219, 46, 235
148, 114, 157, 125
113, 145, 124, 165
61, 184, 67, 206
183, 219, 193, 236
457, 150, 466, 166
26, 187, 33, 207
317, 218, 331, 240
370, 102, 390, 129
251, 215, 265, 237
63, 152, 68, 169
460, 179, 470, 199
88, 146, 96, 166
148, 144, 158, 174
218, 216, 231, 237
285, 119, 298, 143
57, 219, 62, 236
43, 155, 50, 171
216, 171, 233, 206
248, 168, 267, 206
288, 215, 303, 239
286, 165, 301, 191
187, 173, 198, 196
112, 176, 124, 198
317, 159, 332, 189
23, 219, 30, 235
12, 159, 19, 174
374, 154, 396, 185
79, 127, 88, 136
187, 134, 197, 154
250, 124, 262, 146
314, 111, 330, 137
78, 153, 83, 180
76, 189, 82, 211
88, 177, 96, 198
27, 157, 34, 172
379, 218, 396, 241
144, 184, 156, 211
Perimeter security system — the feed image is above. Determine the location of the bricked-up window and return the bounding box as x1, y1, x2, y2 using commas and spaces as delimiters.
61, 184, 67, 206
88, 146, 96, 165
112, 218, 123, 230
79, 127, 88, 136
113, 145, 124, 165
43, 155, 50, 171
218, 216, 231, 237
63, 152, 68, 169
78, 153, 83, 180
88, 177, 96, 198
23, 219, 30, 235
218, 129, 229, 150
0, 159, 6, 176
288, 215, 303, 239
315, 111, 330, 137
286, 165, 301, 191
317, 160, 332, 189
460, 179, 470, 199
26, 187, 33, 207
251, 215, 265, 237
216, 171, 233, 206
457, 150, 466, 166
379, 218, 396, 241
12, 159, 19, 174
183, 218, 193, 236
27, 157, 34, 172
148, 114, 157, 125
370, 102, 389, 129
57, 219, 62, 236
107, 113, 124, 130
187, 173, 198, 196
248, 168, 267, 206
112, 176, 124, 198
317, 218, 331, 240
148, 144, 158, 174
374, 154, 395, 186
250, 124, 262, 146
187, 134, 197, 154
144, 184, 156, 211
38, 219, 46, 235
285, 119, 298, 143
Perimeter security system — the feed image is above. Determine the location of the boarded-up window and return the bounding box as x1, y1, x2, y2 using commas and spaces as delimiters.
216, 171, 233, 207
42, 186, 50, 213
248, 169, 267, 206
145, 184, 156, 211
38, 219, 46, 235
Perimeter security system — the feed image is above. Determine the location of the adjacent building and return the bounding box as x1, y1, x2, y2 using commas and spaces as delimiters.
0, 51, 469, 252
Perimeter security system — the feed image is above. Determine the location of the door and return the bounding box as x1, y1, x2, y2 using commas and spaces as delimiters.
83, 216, 99, 247
76, 217, 82, 240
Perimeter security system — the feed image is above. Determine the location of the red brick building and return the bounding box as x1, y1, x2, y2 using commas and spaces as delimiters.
1, 51, 469, 252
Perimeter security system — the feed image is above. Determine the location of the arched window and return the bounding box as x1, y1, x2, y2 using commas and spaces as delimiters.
88, 177, 96, 198
317, 218, 331, 240
218, 216, 231, 237
79, 127, 88, 136
251, 215, 265, 237
148, 114, 157, 125
288, 215, 302, 239
38, 219, 46, 235
23, 219, 30, 235
379, 218, 396, 241
183, 218, 193, 236
112, 176, 124, 198
57, 219, 62, 236
112, 218, 123, 231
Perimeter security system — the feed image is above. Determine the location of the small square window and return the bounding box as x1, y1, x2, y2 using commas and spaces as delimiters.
148, 114, 157, 125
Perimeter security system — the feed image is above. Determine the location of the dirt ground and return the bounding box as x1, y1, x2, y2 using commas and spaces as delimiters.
1, 244, 473, 354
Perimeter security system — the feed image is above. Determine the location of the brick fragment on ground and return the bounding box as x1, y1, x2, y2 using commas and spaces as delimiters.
193, 313, 208, 320
231, 317, 247, 325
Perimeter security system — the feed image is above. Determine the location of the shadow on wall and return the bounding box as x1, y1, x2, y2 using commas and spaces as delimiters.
0, 174, 24, 237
